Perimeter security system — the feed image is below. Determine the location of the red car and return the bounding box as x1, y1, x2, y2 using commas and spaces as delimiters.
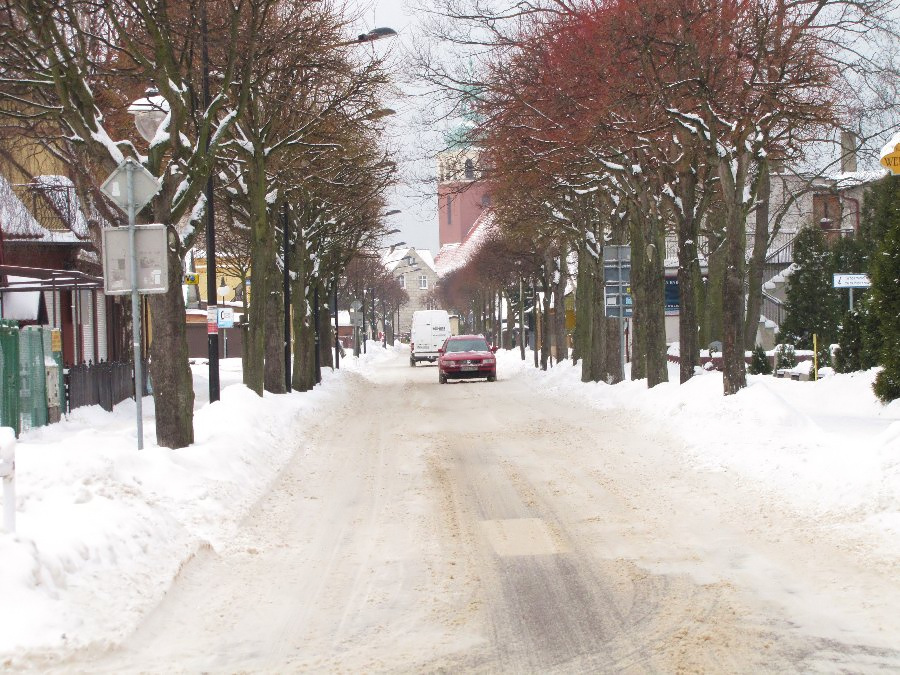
437, 335, 498, 384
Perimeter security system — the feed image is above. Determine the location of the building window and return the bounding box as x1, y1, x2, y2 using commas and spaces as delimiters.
399, 275, 406, 289
419, 275, 428, 290
446, 195, 452, 224
464, 159, 475, 179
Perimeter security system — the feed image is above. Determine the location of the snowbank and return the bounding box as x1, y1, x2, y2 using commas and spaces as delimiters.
0, 347, 396, 654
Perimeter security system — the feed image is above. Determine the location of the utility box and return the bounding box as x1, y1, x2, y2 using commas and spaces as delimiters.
45, 366, 61, 423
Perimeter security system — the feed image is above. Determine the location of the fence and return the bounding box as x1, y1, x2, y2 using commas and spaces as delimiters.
67, 359, 148, 413
0, 322, 60, 436
0, 320, 145, 436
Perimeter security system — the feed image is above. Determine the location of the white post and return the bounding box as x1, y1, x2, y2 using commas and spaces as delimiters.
126, 160, 144, 450
1, 427, 16, 533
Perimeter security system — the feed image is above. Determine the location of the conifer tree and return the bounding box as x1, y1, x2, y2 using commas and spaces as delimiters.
869, 176, 900, 401
778, 226, 842, 349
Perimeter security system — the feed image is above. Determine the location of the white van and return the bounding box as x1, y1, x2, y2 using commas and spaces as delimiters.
410, 310, 451, 366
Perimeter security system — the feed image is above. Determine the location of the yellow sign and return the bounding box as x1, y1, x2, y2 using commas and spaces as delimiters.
184, 273, 199, 285
50, 329, 62, 353
881, 141, 900, 175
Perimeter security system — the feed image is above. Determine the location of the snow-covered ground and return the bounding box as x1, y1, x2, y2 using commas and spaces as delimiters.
1, 344, 898, 663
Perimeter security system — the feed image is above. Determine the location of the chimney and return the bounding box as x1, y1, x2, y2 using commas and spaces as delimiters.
840, 130, 858, 174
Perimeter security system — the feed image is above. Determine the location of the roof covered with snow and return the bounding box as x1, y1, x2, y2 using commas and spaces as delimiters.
434, 210, 496, 278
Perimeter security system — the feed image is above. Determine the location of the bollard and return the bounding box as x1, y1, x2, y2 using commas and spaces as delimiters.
0, 426, 15, 533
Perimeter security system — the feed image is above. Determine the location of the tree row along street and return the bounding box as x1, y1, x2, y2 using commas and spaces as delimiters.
28, 351, 900, 673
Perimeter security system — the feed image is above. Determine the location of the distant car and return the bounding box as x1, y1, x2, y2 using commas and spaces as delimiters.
437, 334, 498, 384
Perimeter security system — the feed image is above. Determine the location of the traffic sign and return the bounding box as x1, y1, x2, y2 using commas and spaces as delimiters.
184, 273, 199, 285
100, 158, 161, 213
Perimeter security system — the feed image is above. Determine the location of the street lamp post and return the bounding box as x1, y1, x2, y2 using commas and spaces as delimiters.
125, 91, 167, 451
201, 2, 220, 403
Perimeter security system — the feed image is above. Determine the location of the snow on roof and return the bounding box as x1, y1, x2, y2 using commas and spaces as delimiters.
415, 249, 437, 274
0, 174, 95, 243
381, 247, 437, 275
434, 211, 496, 278
32, 175, 90, 238
0, 175, 49, 239
828, 169, 888, 188
382, 246, 412, 271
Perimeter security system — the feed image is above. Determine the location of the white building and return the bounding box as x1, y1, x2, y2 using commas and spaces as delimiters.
384, 247, 439, 335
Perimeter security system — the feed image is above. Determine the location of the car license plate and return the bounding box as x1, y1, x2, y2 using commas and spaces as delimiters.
461, 365, 477, 372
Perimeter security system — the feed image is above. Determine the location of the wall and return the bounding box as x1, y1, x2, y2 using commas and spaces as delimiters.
438, 182, 490, 247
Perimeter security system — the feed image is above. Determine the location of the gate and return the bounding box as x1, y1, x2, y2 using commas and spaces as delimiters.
18, 326, 48, 432
0, 320, 19, 435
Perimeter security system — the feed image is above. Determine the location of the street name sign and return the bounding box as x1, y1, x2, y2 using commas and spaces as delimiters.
833, 273, 871, 288
217, 307, 235, 328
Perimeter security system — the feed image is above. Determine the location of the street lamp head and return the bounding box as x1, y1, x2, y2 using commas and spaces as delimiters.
382, 209, 402, 217
128, 88, 169, 143
363, 108, 396, 121
358, 27, 398, 42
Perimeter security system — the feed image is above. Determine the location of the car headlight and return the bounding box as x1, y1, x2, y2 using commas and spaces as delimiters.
483, 358, 495, 365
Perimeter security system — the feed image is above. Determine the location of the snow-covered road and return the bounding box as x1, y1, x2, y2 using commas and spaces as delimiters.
20, 349, 899, 673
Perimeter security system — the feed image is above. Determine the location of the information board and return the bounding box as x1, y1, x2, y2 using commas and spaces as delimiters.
102, 225, 168, 295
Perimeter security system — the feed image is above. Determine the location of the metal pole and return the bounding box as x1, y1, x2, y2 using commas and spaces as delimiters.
283, 203, 291, 391
362, 292, 367, 354
202, 1, 220, 403
381, 295, 386, 348
334, 273, 340, 369
126, 160, 144, 450
849, 287, 854, 312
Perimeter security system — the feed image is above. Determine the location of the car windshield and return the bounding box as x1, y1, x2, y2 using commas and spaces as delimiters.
445, 338, 490, 353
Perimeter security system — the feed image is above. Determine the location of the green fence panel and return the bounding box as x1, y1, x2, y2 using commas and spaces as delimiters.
19, 325, 48, 432
0, 320, 21, 436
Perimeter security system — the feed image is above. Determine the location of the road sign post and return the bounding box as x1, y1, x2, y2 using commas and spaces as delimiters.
833, 273, 871, 311
100, 158, 162, 450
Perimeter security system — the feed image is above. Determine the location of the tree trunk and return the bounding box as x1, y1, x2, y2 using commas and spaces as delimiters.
319, 280, 333, 369
244, 153, 273, 396
575, 244, 591, 375
676, 175, 703, 383
504, 290, 513, 349
147, 242, 194, 448
702, 216, 726, 349
290, 228, 316, 391
645, 225, 669, 388
720, 186, 748, 395
554, 248, 569, 361
518, 277, 526, 361
540, 267, 552, 370
264, 277, 285, 393
744, 162, 771, 350
629, 217, 647, 381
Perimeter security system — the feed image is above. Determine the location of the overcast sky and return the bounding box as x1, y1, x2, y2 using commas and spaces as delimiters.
358, 0, 442, 254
